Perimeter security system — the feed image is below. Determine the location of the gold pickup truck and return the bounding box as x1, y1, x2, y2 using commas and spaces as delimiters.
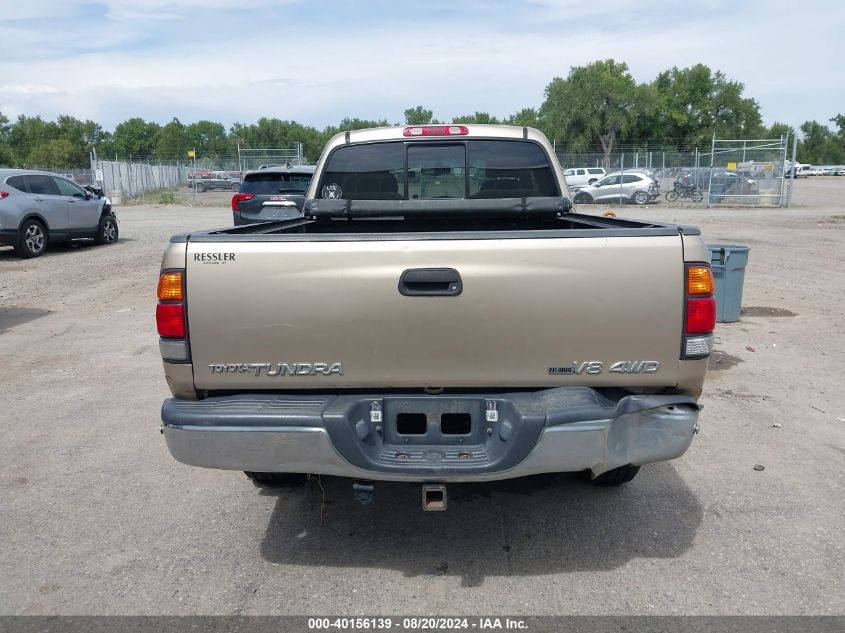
157, 125, 714, 509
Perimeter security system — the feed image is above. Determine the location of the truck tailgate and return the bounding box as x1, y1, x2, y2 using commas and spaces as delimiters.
186, 235, 684, 390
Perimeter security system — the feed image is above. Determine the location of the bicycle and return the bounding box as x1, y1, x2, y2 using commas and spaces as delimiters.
665, 181, 703, 203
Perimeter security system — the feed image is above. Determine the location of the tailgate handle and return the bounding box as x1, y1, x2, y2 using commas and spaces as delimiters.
399, 268, 463, 296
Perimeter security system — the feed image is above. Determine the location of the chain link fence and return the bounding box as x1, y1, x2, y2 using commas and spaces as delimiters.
89, 158, 187, 201
237, 144, 305, 172
556, 136, 790, 206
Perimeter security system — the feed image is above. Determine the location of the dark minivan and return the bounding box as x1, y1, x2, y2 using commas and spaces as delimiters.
231, 166, 315, 225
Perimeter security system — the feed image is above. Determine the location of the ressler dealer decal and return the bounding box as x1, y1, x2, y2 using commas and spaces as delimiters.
194, 252, 236, 264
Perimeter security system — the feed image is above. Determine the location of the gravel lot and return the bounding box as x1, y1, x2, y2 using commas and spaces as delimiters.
0, 178, 843, 615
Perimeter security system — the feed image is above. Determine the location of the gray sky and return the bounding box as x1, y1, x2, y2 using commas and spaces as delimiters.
1, 0, 843, 132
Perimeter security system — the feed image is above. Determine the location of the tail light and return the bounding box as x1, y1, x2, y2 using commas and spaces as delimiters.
403, 125, 469, 137
156, 303, 185, 338
156, 271, 188, 361
0, 191, 9, 200
231, 192, 254, 212
683, 265, 716, 358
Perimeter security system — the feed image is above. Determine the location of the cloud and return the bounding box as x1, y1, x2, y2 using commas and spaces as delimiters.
0, 84, 61, 96
0, 0, 843, 131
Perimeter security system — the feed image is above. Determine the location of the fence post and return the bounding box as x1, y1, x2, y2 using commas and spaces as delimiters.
787, 134, 798, 208
619, 152, 624, 206
116, 161, 124, 199
707, 134, 716, 207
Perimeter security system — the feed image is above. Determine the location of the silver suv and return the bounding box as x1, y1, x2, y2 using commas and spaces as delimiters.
0, 169, 118, 258
571, 171, 658, 205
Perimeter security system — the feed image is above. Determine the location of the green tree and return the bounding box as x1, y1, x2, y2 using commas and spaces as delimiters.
112, 117, 161, 158
186, 120, 229, 158
7, 115, 58, 164
797, 120, 844, 164
156, 117, 189, 159
54, 115, 107, 167
646, 64, 763, 147
829, 114, 845, 153
0, 111, 11, 165
229, 118, 325, 163
767, 121, 796, 142
26, 138, 74, 168
339, 117, 389, 130
504, 108, 539, 128
452, 111, 500, 124
539, 59, 641, 168
404, 106, 434, 125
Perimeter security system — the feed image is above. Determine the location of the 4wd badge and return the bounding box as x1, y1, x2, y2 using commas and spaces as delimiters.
549, 361, 660, 375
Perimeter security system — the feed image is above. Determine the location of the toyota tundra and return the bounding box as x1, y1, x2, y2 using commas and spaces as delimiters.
157, 124, 714, 508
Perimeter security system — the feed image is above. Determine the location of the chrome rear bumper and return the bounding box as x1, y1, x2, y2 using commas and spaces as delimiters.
162, 389, 699, 481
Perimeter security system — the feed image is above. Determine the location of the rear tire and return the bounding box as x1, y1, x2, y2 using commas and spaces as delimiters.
665, 190, 679, 202
195, 183, 206, 193
16, 218, 47, 258
587, 464, 641, 486
244, 472, 305, 487
231, 182, 240, 192
691, 189, 703, 203
633, 191, 650, 205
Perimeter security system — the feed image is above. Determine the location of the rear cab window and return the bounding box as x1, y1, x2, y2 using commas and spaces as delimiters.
318, 140, 558, 200
241, 172, 314, 195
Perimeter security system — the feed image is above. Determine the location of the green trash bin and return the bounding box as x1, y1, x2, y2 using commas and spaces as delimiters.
708, 244, 750, 323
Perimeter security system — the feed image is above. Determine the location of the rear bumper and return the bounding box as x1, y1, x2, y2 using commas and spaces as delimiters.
161, 388, 699, 481
234, 210, 302, 225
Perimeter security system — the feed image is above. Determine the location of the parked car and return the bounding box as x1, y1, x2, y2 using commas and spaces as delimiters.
785, 164, 812, 178
562, 167, 606, 187
232, 166, 316, 225
571, 171, 658, 205
0, 169, 118, 258
189, 171, 241, 192
836, 168, 845, 176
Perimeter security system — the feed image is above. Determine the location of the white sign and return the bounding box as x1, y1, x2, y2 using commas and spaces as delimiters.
95, 169, 104, 182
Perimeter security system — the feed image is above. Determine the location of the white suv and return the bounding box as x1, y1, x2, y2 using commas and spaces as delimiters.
562, 167, 606, 187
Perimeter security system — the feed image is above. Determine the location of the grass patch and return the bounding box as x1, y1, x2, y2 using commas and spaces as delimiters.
157, 189, 178, 204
